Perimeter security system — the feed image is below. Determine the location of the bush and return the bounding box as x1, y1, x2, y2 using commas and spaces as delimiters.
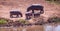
46, 0, 52, 1
46, 0, 60, 1
48, 16, 60, 23
0, 19, 7, 24
19, 19, 26, 24
45, 0, 60, 4
18, 19, 30, 25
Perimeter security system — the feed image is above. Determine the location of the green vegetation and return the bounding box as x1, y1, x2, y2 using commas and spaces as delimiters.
48, 16, 60, 23
0, 19, 7, 24
18, 19, 30, 24
45, 0, 60, 4
19, 19, 26, 24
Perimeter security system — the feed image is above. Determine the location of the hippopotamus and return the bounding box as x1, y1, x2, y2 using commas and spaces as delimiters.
10, 11, 22, 18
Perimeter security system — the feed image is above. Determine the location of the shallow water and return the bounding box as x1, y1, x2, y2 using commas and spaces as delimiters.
0, 24, 60, 31
44, 25, 53, 31
44, 24, 60, 31
22, 28, 26, 31
54, 25, 60, 31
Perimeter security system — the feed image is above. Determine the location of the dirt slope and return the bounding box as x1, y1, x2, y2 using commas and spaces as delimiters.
0, 0, 60, 21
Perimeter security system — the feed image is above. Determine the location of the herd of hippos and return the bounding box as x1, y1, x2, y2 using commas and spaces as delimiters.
10, 4, 44, 20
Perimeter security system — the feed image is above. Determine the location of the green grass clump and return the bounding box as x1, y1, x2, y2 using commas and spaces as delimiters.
19, 19, 26, 24
48, 16, 60, 23
45, 0, 60, 4
0, 19, 7, 24
18, 19, 30, 25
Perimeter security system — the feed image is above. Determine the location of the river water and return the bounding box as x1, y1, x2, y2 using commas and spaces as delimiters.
44, 23, 60, 31
0, 23, 60, 31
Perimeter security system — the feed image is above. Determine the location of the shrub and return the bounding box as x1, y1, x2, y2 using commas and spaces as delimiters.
0, 19, 7, 24
46, 0, 52, 1
18, 19, 30, 25
45, 0, 60, 4
48, 16, 60, 23
19, 19, 26, 24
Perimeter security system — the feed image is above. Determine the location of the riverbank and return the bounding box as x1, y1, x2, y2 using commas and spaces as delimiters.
0, 23, 60, 31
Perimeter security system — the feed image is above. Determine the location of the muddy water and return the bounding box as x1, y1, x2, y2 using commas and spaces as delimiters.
44, 23, 60, 31
0, 24, 60, 31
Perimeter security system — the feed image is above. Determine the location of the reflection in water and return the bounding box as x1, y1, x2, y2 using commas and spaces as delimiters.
22, 28, 26, 31
44, 25, 53, 31
44, 24, 60, 31
13, 27, 17, 31
0, 25, 60, 31
54, 25, 60, 31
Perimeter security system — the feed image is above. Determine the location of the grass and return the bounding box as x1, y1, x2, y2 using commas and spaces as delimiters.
48, 16, 60, 23
18, 19, 30, 25
0, 19, 7, 24
45, 0, 60, 5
